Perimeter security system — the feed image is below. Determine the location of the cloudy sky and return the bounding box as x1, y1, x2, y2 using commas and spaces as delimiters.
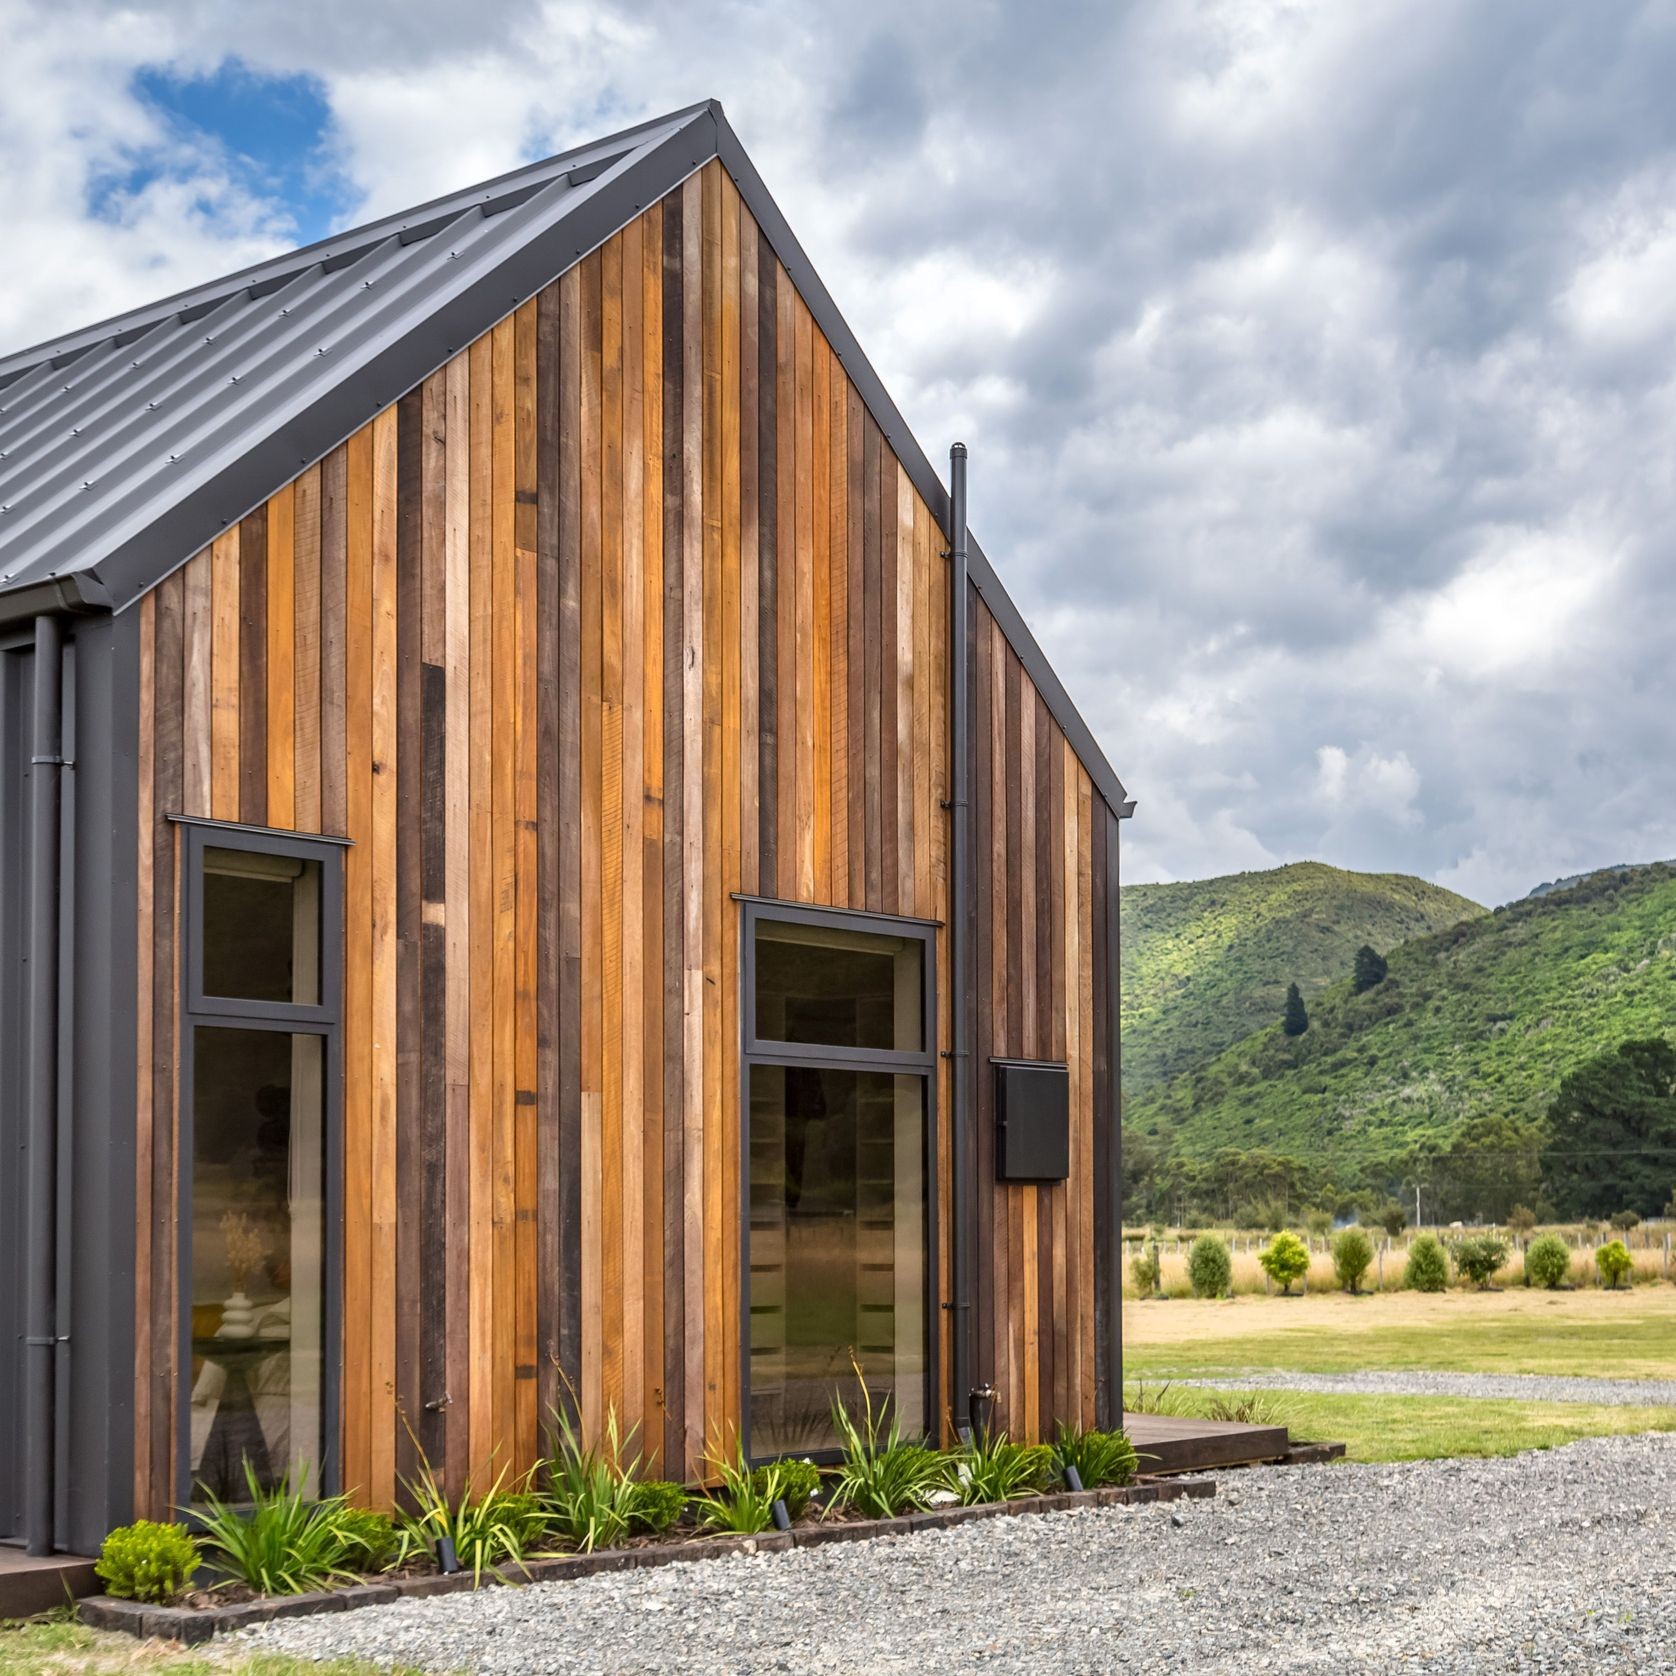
6, 0, 1675, 904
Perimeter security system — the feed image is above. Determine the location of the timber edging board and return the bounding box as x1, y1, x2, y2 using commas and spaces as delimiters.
77, 1478, 1220, 1643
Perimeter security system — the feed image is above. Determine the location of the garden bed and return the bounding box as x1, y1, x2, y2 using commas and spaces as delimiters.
79, 1477, 1214, 1644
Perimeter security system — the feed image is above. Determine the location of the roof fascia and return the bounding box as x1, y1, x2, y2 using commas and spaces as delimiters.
709, 112, 1130, 816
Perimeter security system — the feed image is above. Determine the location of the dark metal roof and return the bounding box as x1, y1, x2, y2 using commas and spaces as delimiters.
0, 99, 1128, 814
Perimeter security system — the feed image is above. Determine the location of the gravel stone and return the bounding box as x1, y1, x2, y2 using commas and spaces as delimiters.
1177, 1369, 1676, 1405
247, 1433, 1676, 1673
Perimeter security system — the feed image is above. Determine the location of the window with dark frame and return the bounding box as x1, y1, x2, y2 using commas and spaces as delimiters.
742, 901, 936, 1460
178, 822, 344, 1507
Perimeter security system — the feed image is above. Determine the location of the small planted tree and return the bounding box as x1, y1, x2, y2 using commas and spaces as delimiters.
1303, 1207, 1333, 1238
1282, 983, 1309, 1037
1258, 1230, 1311, 1295
1403, 1232, 1449, 1293
1352, 944, 1388, 993
1506, 1204, 1537, 1236
1524, 1233, 1571, 1290
1380, 1200, 1407, 1238
1451, 1233, 1510, 1290
1187, 1234, 1232, 1299
1129, 1244, 1160, 1296
1596, 1239, 1634, 1289
1610, 1209, 1641, 1232
1332, 1226, 1374, 1294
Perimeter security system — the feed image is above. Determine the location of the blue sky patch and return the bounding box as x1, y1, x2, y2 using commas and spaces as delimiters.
105, 58, 344, 245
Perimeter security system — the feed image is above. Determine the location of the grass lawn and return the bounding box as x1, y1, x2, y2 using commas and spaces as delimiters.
1125, 1285, 1676, 1463
0, 1616, 422, 1676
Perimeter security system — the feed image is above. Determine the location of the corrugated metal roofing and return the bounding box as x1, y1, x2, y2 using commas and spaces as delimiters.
0, 98, 1128, 813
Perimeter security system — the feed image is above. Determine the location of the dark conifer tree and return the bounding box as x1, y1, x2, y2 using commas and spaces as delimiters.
1353, 944, 1389, 993
1282, 981, 1309, 1037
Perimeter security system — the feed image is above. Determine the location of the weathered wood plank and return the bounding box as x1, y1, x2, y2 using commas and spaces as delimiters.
320, 447, 348, 837
293, 463, 323, 833
265, 485, 295, 828
239, 502, 268, 826
755, 243, 777, 894
181, 549, 212, 818
210, 531, 241, 819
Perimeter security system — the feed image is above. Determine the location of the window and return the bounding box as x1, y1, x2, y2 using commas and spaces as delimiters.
742, 902, 936, 1459
179, 823, 343, 1505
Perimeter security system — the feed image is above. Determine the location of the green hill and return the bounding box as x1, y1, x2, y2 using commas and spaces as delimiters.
1126, 862, 1676, 1171
1120, 861, 1483, 1096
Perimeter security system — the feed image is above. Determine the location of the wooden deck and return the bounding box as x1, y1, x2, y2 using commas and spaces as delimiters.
0, 1546, 99, 1619
1124, 1410, 1293, 1475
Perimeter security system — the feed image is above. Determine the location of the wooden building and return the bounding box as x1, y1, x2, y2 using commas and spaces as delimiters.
0, 102, 1131, 1558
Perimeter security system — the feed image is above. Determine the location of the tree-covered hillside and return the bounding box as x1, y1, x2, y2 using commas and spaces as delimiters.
1120, 861, 1484, 1096
1125, 864, 1676, 1186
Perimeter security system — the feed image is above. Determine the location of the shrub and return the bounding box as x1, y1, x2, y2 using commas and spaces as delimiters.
1596, 1239, 1634, 1289
694, 1442, 782, 1535
1331, 1226, 1374, 1294
1202, 1390, 1289, 1427
753, 1458, 820, 1520
1379, 1201, 1407, 1238
1524, 1233, 1571, 1290
829, 1372, 950, 1517
539, 1407, 642, 1553
1404, 1233, 1449, 1293
629, 1480, 688, 1536
953, 1433, 1054, 1505
195, 1462, 360, 1596
1129, 1245, 1160, 1295
95, 1520, 198, 1604
1610, 1209, 1641, 1232
394, 1460, 549, 1583
1303, 1208, 1333, 1238
1452, 1234, 1510, 1289
1506, 1205, 1537, 1235
334, 1508, 397, 1572
1053, 1424, 1138, 1490
1258, 1231, 1311, 1295
1187, 1235, 1232, 1299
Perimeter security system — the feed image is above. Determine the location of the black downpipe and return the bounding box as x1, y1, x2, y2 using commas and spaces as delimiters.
1104, 806, 1124, 1423
23, 613, 65, 1555
946, 444, 974, 1440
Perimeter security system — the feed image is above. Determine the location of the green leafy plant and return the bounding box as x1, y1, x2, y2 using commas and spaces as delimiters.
1610, 1209, 1642, 1232
1379, 1201, 1407, 1238
333, 1508, 398, 1573
1258, 1230, 1311, 1294
193, 1461, 361, 1596
393, 1459, 549, 1584
829, 1372, 949, 1517
1122, 1377, 1192, 1416
1596, 1239, 1634, 1289
1186, 1234, 1231, 1298
1404, 1232, 1449, 1292
1128, 1244, 1160, 1294
1506, 1204, 1537, 1235
95, 1520, 198, 1603
953, 1433, 1053, 1505
693, 1442, 782, 1535
1524, 1233, 1572, 1290
1053, 1424, 1138, 1490
629, 1479, 689, 1536
539, 1406, 643, 1553
1451, 1233, 1510, 1289
1303, 1207, 1333, 1238
1202, 1389, 1289, 1426
1331, 1225, 1374, 1293
752, 1458, 820, 1520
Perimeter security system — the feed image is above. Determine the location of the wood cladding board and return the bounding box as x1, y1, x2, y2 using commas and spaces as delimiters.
132, 161, 1116, 1514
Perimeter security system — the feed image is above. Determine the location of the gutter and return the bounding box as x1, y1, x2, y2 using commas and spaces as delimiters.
23, 611, 67, 1554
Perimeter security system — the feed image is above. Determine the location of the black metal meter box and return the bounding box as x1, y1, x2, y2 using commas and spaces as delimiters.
993, 1059, 1070, 1181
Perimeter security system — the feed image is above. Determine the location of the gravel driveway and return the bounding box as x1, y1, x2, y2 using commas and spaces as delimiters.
1176, 1369, 1676, 1405
249, 1433, 1675, 1674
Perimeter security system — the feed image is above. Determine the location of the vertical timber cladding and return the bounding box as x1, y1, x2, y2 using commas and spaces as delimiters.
132, 159, 1108, 1514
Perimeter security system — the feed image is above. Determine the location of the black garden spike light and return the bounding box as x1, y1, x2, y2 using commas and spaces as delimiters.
771, 1498, 792, 1532
436, 1536, 461, 1575
1064, 1465, 1085, 1493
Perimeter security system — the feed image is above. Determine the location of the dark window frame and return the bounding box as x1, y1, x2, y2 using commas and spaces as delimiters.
736, 896, 939, 1465
175, 817, 346, 1512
